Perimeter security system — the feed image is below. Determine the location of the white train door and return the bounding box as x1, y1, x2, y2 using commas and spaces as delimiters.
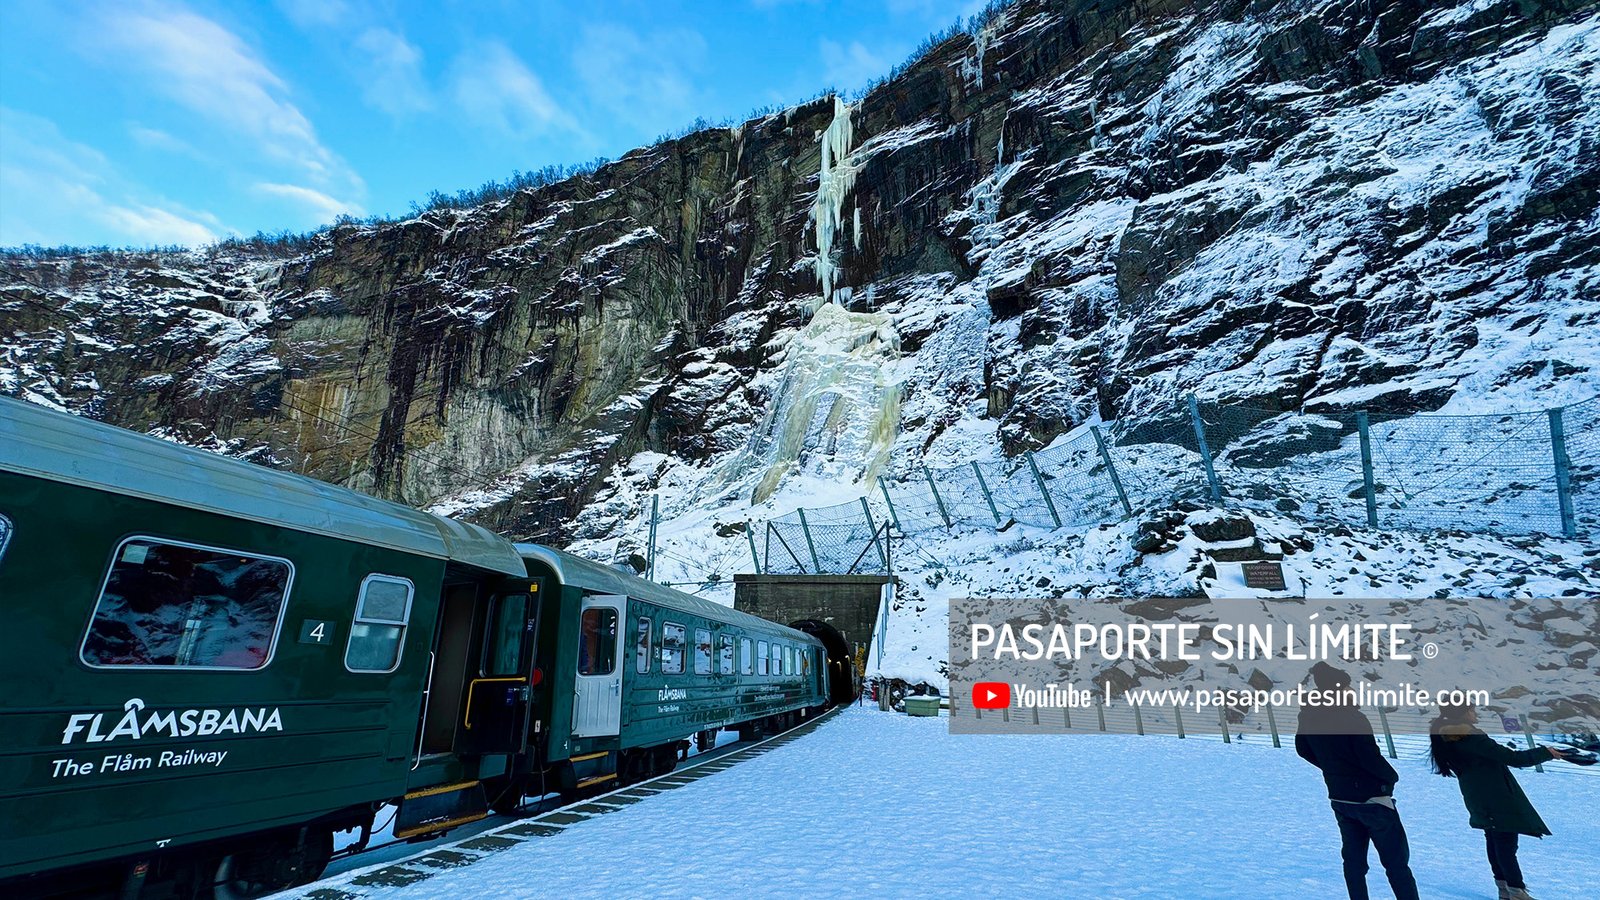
572, 594, 626, 737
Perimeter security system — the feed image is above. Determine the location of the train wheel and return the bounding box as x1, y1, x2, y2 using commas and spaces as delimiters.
204, 827, 331, 899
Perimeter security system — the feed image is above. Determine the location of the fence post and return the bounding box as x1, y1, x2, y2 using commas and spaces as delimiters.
1174, 704, 1185, 739
922, 465, 953, 527
1186, 395, 1223, 502
1090, 425, 1133, 518
646, 493, 659, 580
1520, 716, 1545, 774
859, 497, 889, 572
1219, 707, 1231, 744
745, 524, 762, 575
971, 462, 1002, 525
796, 508, 823, 573
1265, 705, 1281, 749
1133, 702, 1145, 736
877, 477, 902, 530
1025, 452, 1063, 527
1377, 707, 1397, 760
1549, 407, 1577, 539
1356, 411, 1379, 528
1096, 697, 1107, 732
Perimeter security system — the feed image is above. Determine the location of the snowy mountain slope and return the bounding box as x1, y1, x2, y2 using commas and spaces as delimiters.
3, 1, 1598, 675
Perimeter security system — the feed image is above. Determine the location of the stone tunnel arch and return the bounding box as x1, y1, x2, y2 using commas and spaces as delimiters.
790, 618, 857, 705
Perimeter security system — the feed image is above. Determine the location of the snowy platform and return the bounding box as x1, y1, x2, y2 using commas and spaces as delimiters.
290, 707, 1600, 899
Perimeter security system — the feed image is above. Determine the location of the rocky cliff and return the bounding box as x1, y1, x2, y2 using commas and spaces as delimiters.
4, 0, 1598, 549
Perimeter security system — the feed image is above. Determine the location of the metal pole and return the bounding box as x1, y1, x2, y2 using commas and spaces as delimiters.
860, 497, 888, 572
1133, 702, 1144, 736
1520, 716, 1545, 774
877, 477, 902, 530
745, 524, 762, 575
1266, 705, 1281, 749
764, 522, 772, 573
1219, 707, 1231, 744
1186, 394, 1223, 502
646, 493, 659, 580
1091, 425, 1133, 518
1174, 705, 1185, 739
1025, 452, 1062, 527
770, 523, 807, 573
922, 465, 952, 527
796, 508, 822, 573
1377, 707, 1397, 760
1549, 408, 1577, 539
971, 462, 1001, 525
1096, 697, 1106, 732
1356, 411, 1378, 528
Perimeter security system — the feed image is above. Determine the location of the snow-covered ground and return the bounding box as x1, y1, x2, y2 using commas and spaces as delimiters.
291, 707, 1600, 899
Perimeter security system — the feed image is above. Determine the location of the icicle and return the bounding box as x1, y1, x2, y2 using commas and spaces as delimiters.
853, 206, 862, 250
811, 96, 859, 308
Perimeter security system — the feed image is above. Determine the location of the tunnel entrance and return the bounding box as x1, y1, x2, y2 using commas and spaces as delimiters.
733, 573, 888, 706
790, 619, 857, 705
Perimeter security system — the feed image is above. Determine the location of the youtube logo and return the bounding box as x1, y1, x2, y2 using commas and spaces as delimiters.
972, 682, 1010, 709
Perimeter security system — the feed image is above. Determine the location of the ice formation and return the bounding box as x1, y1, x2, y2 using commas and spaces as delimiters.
743, 303, 901, 503
811, 96, 859, 307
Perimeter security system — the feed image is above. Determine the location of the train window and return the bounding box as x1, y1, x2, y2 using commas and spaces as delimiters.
757, 640, 769, 675
346, 575, 416, 673
718, 635, 735, 676
661, 622, 685, 674
740, 637, 753, 675
694, 628, 712, 675
0, 513, 10, 563
578, 608, 618, 676
82, 537, 293, 670
786, 646, 795, 675
635, 617, 652, 674
483, 594, 528, 677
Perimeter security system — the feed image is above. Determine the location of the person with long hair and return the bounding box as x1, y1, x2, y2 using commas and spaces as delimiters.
1428, 703, 1569, 900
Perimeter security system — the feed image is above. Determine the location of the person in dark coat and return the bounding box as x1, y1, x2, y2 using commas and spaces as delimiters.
1429, 703, 1568, 900
1294, 662, 1419, 900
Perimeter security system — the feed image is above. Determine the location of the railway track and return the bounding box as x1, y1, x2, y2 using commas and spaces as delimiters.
287, 706, 843, 899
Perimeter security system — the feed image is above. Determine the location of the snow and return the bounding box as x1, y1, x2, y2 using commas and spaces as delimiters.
289, 708, 1600, 899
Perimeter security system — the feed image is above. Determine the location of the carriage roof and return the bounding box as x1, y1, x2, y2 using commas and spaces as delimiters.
517, 543, 823, 644
0, 395, 525, 576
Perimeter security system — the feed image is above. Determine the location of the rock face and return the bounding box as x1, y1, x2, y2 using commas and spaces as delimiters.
4, 0, 1598, 543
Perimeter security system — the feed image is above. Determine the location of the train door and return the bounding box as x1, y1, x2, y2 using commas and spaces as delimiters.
572, 594, 625, 737
457, 581, 542, 755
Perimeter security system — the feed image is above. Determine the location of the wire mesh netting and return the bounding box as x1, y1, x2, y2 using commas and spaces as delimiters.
756, 395, 1594, 575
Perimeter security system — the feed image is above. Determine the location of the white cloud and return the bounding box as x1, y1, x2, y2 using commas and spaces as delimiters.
97, 6, 362, 198
127, 123, 204, 158
354, 26, 431, 116
820, 38, 894, 93
451, 42, 578, 139
254, 182, 363, 223
573, 24, 707, 133
1, 108, 223, 247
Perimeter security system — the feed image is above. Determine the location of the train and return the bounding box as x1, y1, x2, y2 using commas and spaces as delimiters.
0, 396, 850, 898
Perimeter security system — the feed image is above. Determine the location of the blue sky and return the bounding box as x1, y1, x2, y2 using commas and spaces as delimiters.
0, 0, 985, 248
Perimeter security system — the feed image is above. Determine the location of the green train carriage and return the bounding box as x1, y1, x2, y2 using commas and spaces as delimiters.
0, 396, 836, 899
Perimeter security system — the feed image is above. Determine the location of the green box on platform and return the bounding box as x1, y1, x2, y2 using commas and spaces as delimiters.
904, 696, 942, 717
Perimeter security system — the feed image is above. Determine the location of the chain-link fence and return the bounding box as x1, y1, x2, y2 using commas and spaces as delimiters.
751, 395, 1596, 575
943, 697, 1599, 779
